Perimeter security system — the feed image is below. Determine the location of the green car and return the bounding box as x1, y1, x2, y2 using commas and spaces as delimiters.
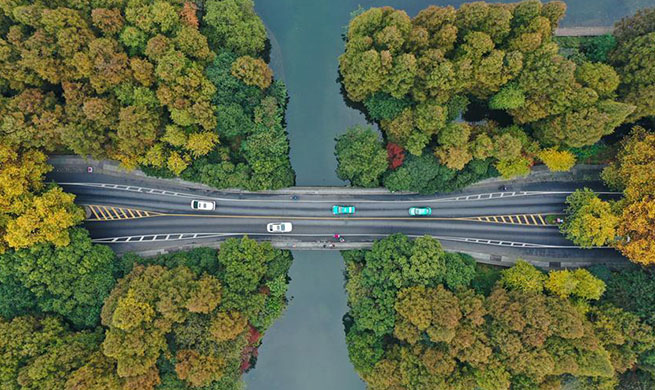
408, 207, 432, 216
333, 205, 355, 215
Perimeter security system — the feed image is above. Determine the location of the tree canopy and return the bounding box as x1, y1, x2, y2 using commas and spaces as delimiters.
338, 1, 624, 192
0, 239, 292, 390
343, 245, 655, 390
335, 125, 389, 187
611, 7, 655, 122
0, 0, 293, 191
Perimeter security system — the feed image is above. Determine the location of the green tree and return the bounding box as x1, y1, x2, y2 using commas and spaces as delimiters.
0, 316, 113, 390
202, 0, 267, 56
335, 126, 388, 188
0, 228, 116, 328
545, 268, 606, 300
611, 8, 655, 121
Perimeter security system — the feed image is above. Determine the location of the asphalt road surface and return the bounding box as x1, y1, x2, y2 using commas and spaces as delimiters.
47, 168, 625, 264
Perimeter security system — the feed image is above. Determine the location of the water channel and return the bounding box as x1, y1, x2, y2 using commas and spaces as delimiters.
245, 1, 655, 390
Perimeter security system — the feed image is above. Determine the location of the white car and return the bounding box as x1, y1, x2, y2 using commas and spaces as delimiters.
267, 222, 292, 233
190, 200, 216, 211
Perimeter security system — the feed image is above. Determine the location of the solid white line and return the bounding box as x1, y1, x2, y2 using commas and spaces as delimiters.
90, 232, 605, 249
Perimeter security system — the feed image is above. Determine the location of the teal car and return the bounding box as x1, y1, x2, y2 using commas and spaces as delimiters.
333, 205, 356, 215
409, 207, 432, 216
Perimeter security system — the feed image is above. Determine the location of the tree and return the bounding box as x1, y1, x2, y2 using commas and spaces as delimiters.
611, 8, 655, 121
538, 148, 576, 172
202, 0, 266, 56
617, 198, 655, 266
231, 56, 273, 89
0, 146, 50, 215
545, 268, 606, 300
489, 83, 526, 110
500, 260, 546, 293
561, 189, 619, 248
101, 264, 223, 387
602, 127, 655, 202
5, 187, 85, 250
364, 93, 412, 121
0, 228, 116, 328
386, 143, 405, 170
0, 316, 117, 390
342, 243, 655, 390
335, 126, 388, 188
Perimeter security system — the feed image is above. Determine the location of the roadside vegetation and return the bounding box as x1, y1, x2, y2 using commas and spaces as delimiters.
0, 238, 292, 390
0, 0, 294, 191
343, 239, 655, 390
335, 0, 653, 194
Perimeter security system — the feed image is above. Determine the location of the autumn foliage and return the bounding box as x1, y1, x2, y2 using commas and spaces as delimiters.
386, 143, 405, 170
344, 243, 655, 389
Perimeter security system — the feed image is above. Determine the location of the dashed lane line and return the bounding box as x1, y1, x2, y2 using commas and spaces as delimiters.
60, 182, 622, 203
83, 211, 558, 225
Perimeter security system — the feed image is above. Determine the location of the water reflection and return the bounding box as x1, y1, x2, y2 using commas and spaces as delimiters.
245, 251, 365, 390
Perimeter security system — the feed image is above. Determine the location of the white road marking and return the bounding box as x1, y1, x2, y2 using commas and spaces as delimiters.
58, 182, 623, 204
91, 232, 607, 249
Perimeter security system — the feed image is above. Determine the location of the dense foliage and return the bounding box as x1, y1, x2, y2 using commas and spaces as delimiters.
338, 0, 634, 192
344, 245, 655, 390
0, 238, 292, 390
562, 126, 655, 266
0, 145, 83, 252
610, 7, 655, 122
335, 125, 388, 187
0, 0, 293, 190
0, 228, 116, 328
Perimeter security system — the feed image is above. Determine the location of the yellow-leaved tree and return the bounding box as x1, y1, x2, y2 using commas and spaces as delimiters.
602, 127, 655, 265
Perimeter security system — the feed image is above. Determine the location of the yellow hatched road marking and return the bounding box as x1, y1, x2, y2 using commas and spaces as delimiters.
111, 207, 121, 219
135, 210, 142, 217
127, 209, 135, 218
119, 208, 128, 218
522, 215, 530, 224
492, 216, 498, 223
144, 211, 150, 217
96, 206, 108, 220
538, 215, 546, 225
530, 215, 538, 224
89, 206, 101, 220
104, 207, 114, 220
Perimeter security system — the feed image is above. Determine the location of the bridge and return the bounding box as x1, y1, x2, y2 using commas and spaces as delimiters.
47, 156, 627, 268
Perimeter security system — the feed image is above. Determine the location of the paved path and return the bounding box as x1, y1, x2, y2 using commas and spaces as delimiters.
555, 26, 613, 36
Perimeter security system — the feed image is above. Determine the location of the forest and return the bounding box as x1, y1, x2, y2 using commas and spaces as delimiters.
0, 0, 294, 192
0, 238, 293, 390
0, 1, 295, 389
343, 235, 655, 390
336, 0, 653, 194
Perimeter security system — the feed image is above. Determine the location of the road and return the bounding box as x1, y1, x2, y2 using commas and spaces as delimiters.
47, 166, 626, 265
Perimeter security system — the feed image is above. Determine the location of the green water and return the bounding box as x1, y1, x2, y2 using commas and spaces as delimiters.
245, 1, 655, 390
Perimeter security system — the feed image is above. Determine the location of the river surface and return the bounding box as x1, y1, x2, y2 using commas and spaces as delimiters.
246, 1, 655, 390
